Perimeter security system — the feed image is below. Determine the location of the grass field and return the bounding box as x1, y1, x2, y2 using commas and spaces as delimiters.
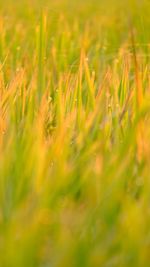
0, 0, 150, 266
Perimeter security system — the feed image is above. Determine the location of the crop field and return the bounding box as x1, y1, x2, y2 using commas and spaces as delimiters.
0, 0, 150, 266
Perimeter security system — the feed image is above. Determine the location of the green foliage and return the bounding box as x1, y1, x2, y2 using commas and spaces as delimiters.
0, 0, 150, 266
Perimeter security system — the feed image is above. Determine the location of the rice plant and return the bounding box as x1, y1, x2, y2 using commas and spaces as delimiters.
0, 0, 150, 266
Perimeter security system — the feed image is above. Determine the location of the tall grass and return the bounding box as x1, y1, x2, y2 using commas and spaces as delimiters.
0, 0, 150, 266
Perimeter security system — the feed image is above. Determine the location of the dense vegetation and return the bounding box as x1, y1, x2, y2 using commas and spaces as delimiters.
0, 0, 150, 266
